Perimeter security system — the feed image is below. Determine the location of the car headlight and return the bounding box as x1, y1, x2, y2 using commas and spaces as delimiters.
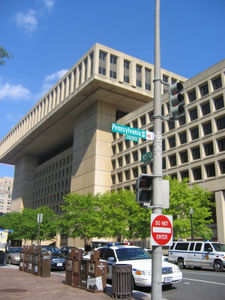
135, 270, 151, 276
173, 266, 180, 273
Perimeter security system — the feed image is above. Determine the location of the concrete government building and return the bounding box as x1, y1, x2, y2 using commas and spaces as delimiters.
0, 43, 224, 243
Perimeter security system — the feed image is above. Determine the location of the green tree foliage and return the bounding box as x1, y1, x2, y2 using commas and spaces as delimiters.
60, 190, 150, 244
0, 207, 57, 243
60, 193, 99, 245
0, 46, 11, 65
97, 190, 150, 242
164, 177, 214, 240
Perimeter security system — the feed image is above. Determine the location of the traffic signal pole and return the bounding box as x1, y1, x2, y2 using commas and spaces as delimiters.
152, 0, 163, 299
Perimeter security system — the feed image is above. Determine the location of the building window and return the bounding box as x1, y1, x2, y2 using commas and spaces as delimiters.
168, 136, 176, 148
163, 75, 168, 94
124, 60, 130, 83
217, 138, 225, 152
191, 146, 200, 160
162, 139, 165, 151
199, 82, 209, 97
117, 172, 123, 183
192, 167, 202, 180
202, 121, 212, 135
99, 50, 107, 75
169, 154, 177, 167
188, 89, 197, 102
140, 115, 146, 126
168, 121, 175, 130
162, 157, 166, 169
179, 114, 186, 126
125, 154, 130, 164
179, 131, 187, 144
189, 108, 198, 121
132, 167, 138, 178
125, 170, 130, 180
110, 55, 117, 79
214, 95, 224, 110
78, 63, 82, 85
136, 65, 142, 87
180, 151, 188, 163
84, 57, 88, 80
205, 163, 215, 177
132, 151, 138, 162
117, 157, 123, 167
149, 111, 154, 122
132, 119, 138, 128
112, 145, 116, 154
141, 165, 147, 174
90, 52, 94, 75
212, 76, 222, 90
216, 115, 225, 130
125, 140, 130, 149
201, 102, 210, 115
204, 142, 214, 156
190, 126, 199, 140
145, 68, 151, 91
219, 160, 225, 174
180, 170, 189, 180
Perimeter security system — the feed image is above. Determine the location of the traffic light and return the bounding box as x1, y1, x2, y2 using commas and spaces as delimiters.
136, 174, 154, 207
169, 82, 185, 120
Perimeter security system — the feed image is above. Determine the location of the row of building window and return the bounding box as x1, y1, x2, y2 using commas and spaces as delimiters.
112, 137, 225, 171
112, 159, 225, 187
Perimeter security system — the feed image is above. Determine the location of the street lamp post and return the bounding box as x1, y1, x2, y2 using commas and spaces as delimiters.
189, 208, 194, 240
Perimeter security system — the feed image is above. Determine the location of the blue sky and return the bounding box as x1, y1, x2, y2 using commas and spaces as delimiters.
0, 0, 225, 178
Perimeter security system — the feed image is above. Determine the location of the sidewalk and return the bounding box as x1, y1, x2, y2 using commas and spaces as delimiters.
0, 266, 153, 300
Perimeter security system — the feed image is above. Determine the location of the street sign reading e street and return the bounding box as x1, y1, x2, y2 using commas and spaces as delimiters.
112, 123, 154, 140
151, 214, 173, 246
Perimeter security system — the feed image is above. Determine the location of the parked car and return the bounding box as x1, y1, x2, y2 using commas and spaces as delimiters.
41, 246, 66, 270
60, 246, 76, 258
98, 245, 182, 288
7, 247, 22, 265
168, 240, 225, 271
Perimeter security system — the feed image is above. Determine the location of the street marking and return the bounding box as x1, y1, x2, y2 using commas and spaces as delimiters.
183, 277, 225, 286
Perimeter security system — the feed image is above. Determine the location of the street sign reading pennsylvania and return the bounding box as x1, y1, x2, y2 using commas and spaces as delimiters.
112, 123, 154, 141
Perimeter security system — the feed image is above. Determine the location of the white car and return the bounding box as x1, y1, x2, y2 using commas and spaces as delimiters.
98, 245, 182, 287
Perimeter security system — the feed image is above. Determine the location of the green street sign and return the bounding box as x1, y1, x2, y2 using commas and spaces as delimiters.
112, 123, 154, 140
126, 135, 139, 142
141, 152, 153, 165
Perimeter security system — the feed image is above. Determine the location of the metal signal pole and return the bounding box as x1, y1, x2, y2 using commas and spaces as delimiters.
152, 0, 163, 299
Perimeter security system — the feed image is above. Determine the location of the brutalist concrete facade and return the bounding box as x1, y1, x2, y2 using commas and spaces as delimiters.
0, 43, 224, 242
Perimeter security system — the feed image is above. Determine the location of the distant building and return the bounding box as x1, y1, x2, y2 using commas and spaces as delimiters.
0, 43, 224, 243
0, 176, 13, 214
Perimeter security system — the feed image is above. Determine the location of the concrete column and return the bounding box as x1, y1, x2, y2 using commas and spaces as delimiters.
12, 155, 38, 212
215, 190, 225, 243
70, 101, 116, 195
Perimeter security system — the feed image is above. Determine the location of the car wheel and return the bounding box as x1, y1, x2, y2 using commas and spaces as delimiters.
213, 260, 223, 272
177, 258, 185, 269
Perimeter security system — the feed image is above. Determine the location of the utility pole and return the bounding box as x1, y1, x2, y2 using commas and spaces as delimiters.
152, 0, 163, 299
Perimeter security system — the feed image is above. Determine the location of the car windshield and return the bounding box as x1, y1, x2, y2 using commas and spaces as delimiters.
9, 247, 22, 253
212, 243, 225, 252
116, 247, 151, 261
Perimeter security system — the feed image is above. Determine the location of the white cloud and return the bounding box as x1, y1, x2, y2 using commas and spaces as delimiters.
15, 9, 38, 33
39, 69, 68, 96
0, 80, 31, 101
42, 0, 56, 9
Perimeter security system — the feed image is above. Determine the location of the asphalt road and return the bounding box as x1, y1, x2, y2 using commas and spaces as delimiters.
135, 268, 225, 300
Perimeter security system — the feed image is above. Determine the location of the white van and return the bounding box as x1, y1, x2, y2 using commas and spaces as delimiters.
168, 241, 225, 271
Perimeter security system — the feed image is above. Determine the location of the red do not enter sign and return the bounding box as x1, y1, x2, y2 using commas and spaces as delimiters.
151, 214, 173, 246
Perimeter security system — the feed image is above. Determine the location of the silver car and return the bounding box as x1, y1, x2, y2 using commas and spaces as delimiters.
7, 247, 22, 265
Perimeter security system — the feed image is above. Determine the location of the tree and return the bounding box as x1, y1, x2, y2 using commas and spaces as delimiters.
164, 177, 214, 240
60, 193, 100, 246
0, 46, 11, 65
0, 207, 57, 243
97, 190, 151, 242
